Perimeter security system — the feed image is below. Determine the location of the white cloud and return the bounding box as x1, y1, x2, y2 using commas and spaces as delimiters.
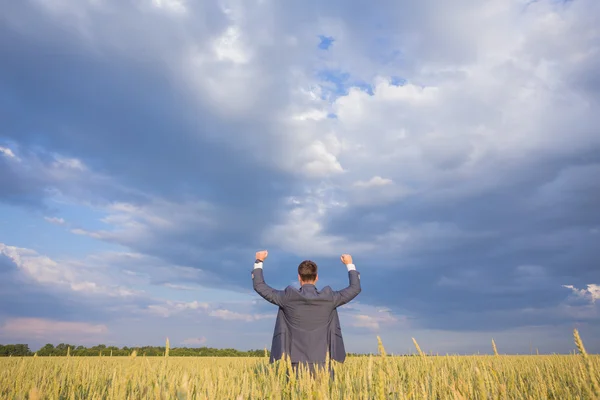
350, 176, 413, 206
339, 302, 404, 332
298, 140, 345, 178
0, 146, 17, 159
151, 0, 187, 15
353, 176, 393, 188
173, 300, 210, 311
0, 318, 108, 341
146, 300, 210, 317
262, 185, 376, 256
0, 145, 142, 209
563, 284, 600, 303
213, 25, 250, 64
145, 305, 172, 318
163, 283, 198, 291
292, 109, 328, 121
70, 199, 216, 249
44, 216, 66, 225
0, 243, 141, 298
351, 315, 385, 331
52, 156, 86, 171
209, 309, 271, 322
145, 300, 271, 323
71, 228, 100, 238
267, 1, 600, 211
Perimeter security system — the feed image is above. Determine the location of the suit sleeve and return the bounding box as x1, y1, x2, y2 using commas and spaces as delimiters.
252, 264, 286, 307
332, 267, 361, 308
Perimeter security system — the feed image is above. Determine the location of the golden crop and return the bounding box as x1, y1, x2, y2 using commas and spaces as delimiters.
1, 330, 598, 399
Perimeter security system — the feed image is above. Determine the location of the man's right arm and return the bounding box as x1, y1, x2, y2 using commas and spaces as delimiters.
252, 250, 286, 307
332, 254, 361, 308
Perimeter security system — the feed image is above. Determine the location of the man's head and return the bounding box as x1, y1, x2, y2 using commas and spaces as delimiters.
298, 260, 318, 285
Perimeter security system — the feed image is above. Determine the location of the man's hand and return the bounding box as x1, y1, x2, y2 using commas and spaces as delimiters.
340, 254, 353, 265
256, 250, 268, 262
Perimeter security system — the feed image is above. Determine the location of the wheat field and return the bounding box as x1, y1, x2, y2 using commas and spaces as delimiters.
1, 330, 598, 399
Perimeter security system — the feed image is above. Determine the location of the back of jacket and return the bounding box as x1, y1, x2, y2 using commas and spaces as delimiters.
252, 268, 361, 364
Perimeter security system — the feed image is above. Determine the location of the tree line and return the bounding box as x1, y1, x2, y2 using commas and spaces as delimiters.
0, 343, 268, 357
0, 344, 384, 358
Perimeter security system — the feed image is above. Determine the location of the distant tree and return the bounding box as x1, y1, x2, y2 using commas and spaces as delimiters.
0, 344, 32, 356
37, 344, 56, 356
0, 343, 274, 357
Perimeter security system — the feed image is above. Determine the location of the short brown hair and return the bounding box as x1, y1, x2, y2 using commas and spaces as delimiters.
298, 260, 317, 282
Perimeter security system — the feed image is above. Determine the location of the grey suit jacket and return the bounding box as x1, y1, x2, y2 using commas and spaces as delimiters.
252, 267, 361, 364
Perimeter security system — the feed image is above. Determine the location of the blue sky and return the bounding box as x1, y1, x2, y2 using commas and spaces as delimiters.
1, 0, 599, 355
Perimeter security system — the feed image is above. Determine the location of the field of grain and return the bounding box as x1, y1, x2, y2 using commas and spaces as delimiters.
1, 331, 598, 399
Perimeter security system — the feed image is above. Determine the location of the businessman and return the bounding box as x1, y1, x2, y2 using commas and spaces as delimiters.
251, 250, 361, 377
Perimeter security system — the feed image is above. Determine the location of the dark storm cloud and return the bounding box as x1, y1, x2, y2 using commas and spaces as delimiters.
0, 20, 289, 204
318, 157, 600, 330
0, 1, 299, 258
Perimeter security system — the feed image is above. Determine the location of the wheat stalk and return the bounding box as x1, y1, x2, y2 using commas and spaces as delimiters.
573, 328, 600, 397
412, 337, 425, 357
377, 336, 387, 358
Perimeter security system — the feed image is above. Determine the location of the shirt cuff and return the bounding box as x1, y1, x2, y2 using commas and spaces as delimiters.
254, 262, 263, 269
346, 263, 356, 271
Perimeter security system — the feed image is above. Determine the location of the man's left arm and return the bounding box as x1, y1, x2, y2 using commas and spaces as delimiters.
332, 254, 362, 308
252, 250, 286, 307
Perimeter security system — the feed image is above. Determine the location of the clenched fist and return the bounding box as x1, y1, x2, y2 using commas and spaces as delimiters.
340, 254, 353, 265
256, 250, 268, 262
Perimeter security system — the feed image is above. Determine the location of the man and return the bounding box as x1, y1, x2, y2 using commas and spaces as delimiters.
251, 250, 361, 377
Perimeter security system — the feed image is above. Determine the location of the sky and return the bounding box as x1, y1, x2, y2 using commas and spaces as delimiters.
0, 0, 599, 355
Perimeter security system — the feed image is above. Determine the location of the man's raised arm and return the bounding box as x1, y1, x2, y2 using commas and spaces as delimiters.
332, 254, 361, 308
252, 250, 286, 307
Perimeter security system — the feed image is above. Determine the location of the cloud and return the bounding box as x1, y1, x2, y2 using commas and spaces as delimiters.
144, 298, 272, 322
181, 337, 207, 346
0, 243, 141, 298
1, 318, 108, 341
145, 301, 210, 318
1, 0, 600, 353
44, 216, 65, 225
208, 309, 271, 322
563, 284, 600, 303
339, 303, 403, 332
0, 240, 279, 348
353, 176, 393, 189
163, 283, 198, 291
151, 0, 187, 15
0, 146, 17, 159
261, 182, 385, 257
